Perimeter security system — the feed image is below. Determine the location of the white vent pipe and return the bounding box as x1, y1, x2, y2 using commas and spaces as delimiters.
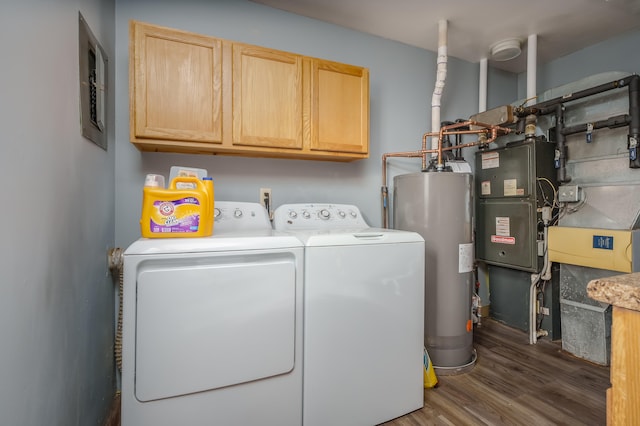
479, 57, 488, 113
431, 19, 448, 151
527, 34, 537, 105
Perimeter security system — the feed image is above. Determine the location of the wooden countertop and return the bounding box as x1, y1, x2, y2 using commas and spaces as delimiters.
587, 272, 640, 312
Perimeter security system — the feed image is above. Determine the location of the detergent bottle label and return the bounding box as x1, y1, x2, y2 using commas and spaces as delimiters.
149, 197, 201, 233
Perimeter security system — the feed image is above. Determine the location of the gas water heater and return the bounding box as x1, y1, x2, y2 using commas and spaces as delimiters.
393, 171, 475, 370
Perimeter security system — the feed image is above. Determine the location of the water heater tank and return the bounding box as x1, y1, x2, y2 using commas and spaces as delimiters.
393, 171, 474, 370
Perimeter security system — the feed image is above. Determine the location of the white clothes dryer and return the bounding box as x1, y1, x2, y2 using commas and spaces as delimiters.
122, 202, 303, 426
273, 203, 425, 426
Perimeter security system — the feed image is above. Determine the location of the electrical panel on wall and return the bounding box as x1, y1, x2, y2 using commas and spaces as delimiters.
475, 138, 557, 272
79, 12, 108, 150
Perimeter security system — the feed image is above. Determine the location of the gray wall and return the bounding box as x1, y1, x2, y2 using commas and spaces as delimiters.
114, 0, 487, 247
518, 30, 640, 96
0, 0, 116, 425
488, 67, 518, 110
1, 0, 638, 422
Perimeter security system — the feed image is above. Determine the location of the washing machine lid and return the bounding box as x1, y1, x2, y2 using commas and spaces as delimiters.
290, 228, 424, 247
124, 232, 303, 255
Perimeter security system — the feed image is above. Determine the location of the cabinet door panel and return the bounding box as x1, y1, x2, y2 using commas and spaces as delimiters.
232, 45, 303, 149
311, 60, 369, 154
132, 23, 222, 143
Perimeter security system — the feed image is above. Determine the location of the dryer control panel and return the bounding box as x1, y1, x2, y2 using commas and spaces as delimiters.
273, 203, 369, 230
214, 201, 272, 232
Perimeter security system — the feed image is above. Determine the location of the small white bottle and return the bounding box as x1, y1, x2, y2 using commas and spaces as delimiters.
144, 174, 165, 188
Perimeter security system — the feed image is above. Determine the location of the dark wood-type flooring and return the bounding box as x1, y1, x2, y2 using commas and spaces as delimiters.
107, 318, 609, 426
383, 318, 610, 426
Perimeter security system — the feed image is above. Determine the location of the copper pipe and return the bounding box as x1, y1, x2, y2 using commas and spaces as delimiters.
440, 136, 502, 152
444, 129, 490, 135
381, 121, 511, 227
382, 150, 425, 187
421, 133, 439, 169
440, 141, 481, 151
434, 120, 511, 169
437, 129, 444, 169
419, 120, 510, 170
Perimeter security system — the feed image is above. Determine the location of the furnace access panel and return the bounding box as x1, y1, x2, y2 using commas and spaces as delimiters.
475, 139, 557, 272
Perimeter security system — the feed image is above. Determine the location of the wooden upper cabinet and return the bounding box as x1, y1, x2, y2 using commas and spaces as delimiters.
130, 21, 222, 144
232, 44, 303, 150
310, 59, 369, 155
129, 21, 369, 161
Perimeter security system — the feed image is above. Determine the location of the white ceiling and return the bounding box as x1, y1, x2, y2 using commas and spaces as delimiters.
251, 0, 640, 73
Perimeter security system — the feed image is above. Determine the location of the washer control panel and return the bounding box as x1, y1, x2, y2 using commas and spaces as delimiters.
214, 201, 272, 232
273, 203, 368, 230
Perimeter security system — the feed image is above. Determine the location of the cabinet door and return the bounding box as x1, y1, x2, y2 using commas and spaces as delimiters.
131, 22, 222, 143
310, 60, 369, 154
232, 44, 303, 149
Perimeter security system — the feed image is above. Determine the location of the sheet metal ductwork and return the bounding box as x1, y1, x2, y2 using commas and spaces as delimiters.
541, 72, 640, 365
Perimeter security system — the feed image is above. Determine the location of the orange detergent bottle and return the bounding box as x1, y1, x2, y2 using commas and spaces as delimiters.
140, 176, 214, 238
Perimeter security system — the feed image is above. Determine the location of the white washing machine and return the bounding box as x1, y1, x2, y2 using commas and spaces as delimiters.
273, 203, 425, 426
122, 202, 303, 426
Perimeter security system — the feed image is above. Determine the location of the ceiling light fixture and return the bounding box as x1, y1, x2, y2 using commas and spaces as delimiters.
490, 38, 522, 61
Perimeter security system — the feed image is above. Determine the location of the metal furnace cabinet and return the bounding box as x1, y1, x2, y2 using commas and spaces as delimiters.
475, 138, 557, 273
475, 139, 561, 339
